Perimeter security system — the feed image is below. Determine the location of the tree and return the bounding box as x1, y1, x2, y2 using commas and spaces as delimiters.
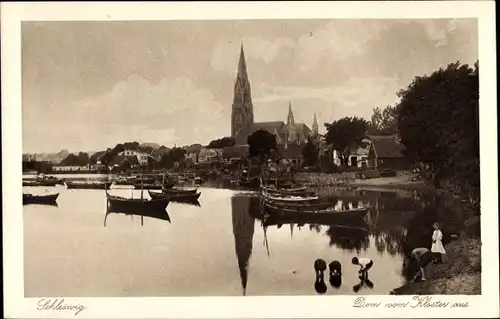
59, 152, 90, 166
396, 61, 479, 198
158, 147, 186, 169
247, 129, 277, 159
369, 105, 399, 135
207, 137, 236, 149
324, 117, 369, 166
301, 136, 320, 167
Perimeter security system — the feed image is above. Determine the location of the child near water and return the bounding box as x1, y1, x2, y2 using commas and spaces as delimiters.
431, 222, 446, 263
411, 247, 434, 281
352, 257, 374, 279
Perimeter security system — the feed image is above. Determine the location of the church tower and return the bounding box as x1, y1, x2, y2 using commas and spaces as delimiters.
312, 113, 319, 135
231, 43, 254, 145
286, 101, 298, 143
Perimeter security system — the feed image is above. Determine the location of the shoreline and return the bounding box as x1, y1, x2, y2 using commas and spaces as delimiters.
390, 235, 481, 295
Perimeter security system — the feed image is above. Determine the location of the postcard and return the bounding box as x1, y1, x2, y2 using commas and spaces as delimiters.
2, 1, 498, 318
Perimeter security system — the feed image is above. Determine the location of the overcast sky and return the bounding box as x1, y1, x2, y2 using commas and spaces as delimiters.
22, 19, 477, 153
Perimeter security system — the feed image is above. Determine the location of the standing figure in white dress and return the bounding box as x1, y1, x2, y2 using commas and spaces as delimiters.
431, 222, 446, 263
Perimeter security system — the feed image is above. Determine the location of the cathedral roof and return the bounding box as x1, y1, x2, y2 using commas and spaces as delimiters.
249, 121, 311, 143
252, 121, 285, 132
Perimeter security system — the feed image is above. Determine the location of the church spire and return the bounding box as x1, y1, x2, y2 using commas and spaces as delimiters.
231, 41, 254, 144
236, 42, 248, 84
312, 113, 319, 135
287, 101, 297, 143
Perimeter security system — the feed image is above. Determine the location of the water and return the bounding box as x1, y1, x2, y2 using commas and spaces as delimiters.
23, 183, 446, 297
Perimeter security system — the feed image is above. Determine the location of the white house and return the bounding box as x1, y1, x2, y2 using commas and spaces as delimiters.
118, 149, 149, 166
198, 147, 223, 164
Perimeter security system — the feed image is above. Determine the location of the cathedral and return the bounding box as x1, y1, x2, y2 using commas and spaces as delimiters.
231, 44, 319, 159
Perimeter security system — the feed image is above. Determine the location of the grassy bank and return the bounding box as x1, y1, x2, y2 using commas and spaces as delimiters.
295, 172, 428, 191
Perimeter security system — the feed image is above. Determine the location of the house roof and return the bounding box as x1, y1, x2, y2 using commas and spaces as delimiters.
370, 136, 406, 158
150, 148, 170, 160
249, 121, 311, 144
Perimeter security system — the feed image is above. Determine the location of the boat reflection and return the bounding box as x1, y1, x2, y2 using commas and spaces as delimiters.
103, 209, 171, 226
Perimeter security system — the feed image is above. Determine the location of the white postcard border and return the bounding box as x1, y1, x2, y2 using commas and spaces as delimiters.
2, 1, 498, 318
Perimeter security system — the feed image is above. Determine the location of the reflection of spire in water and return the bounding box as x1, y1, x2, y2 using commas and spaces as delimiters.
290, 223, 294, 239
231, 195, 255, 296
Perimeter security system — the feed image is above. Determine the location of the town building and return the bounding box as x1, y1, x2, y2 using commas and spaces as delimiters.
230, 43, 317, 165
198, 147, 223, 164
117, 149, 151, 166
367, 135, 412, 170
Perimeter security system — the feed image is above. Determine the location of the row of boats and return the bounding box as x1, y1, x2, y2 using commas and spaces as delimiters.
23, 176, 202, 210
259, 182, 370, 223
22, 173, 205, 190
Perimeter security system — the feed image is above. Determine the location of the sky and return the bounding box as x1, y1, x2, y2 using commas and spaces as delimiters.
22, 19, 478, 153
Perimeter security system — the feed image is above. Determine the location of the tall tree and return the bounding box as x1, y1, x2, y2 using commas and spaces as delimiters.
247, 129, 277, 160
324, 117, 369, 166
396, 61, 479, 198
301, 136, 320, 167
158, 147, 186, 169
369, 105, 399, 135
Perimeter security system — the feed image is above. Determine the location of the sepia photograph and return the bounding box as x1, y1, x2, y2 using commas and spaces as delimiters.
2, 1, 498, 318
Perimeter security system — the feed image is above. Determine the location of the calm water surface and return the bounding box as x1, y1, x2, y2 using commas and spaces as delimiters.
24, 181, 443, 297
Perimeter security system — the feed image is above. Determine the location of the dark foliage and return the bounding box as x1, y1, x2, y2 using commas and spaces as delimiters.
207, 137, 236, 149
247, 129, 277, 159
301, 136, 320, 167
324, 117, 369, 166
59, 152, 90, 166
396, 61, 479, 208
157, 147, 186, 169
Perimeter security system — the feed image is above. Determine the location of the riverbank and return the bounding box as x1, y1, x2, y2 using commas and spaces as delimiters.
391, 236, 481, 295
296, 172, 429, 191
390, 188, 481, 295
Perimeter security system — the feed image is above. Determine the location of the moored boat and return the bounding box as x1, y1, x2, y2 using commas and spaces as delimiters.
261, 185, 315, 197
106, 193, 170, 213
148, 190, 201, 202
23, 192, 59, 205
66, 181, 111, 189
262, 202, 369, 223
262, 190, 319, 203
162, 187, 198, 195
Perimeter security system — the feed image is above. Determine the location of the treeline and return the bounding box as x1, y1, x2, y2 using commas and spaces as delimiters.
59, 141, 169, 166
369, 61, 479, 208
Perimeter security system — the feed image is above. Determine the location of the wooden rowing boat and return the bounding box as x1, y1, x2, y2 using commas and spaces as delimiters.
106, 193, 170, 213
23, 192, 59, 205
262, 190, 319, 203
148, 190, 201, 202
261, 185, 315, 197
262, 203, 369, 224
162, 188, 198, 195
